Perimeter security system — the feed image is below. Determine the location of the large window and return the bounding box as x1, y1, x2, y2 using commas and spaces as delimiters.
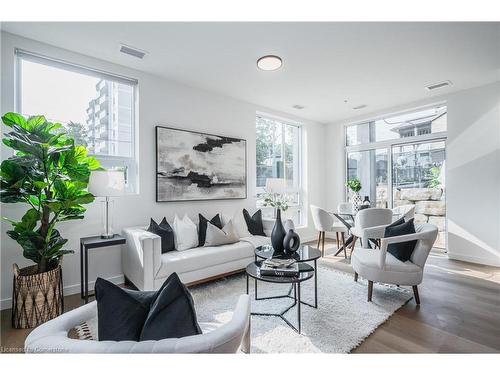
256, 115, 302, 224
16, 50, 138, 193
345, 105, 447, 248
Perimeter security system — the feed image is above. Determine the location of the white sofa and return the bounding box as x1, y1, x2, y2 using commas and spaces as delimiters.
25, 295, 251, 353
122, 217, 287, 290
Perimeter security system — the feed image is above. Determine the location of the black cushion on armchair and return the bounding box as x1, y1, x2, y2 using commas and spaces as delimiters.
384, 218, 418, 262
95, 273, 201, 342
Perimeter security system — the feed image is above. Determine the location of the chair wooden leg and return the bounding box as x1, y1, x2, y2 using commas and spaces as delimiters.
317, 231, 321, 249
341, 232, 346, 259
412, 285, 420, 305
354, 272, 358, 282
368, 280, 373, 302
336, 232, 340, 249
321, 231, 326, 257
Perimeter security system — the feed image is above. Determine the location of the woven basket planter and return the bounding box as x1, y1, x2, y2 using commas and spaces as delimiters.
11, 263, 64, 329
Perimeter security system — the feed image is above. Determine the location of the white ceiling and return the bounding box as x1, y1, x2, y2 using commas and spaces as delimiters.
2, 22, 499, 123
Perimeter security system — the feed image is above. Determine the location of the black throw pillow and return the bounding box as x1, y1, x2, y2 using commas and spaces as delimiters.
140, 273, 202, 340
387, 216, 405, 228
384, 218, 418, 262
243, 209, 266, 236
95, 278, 156, 341
198, 214, 223, 247
147, 217, 175, 253
95, 273, 201, 342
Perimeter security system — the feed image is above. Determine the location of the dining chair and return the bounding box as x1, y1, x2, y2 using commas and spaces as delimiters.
350, 208, 393, 250
310, 205, 347, 257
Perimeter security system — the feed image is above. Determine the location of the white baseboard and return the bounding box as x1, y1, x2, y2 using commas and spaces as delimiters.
447, 253, 500, 268
0, 274, 124, 311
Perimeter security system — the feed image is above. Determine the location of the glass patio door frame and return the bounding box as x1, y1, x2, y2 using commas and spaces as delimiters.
344, 130, 448, 209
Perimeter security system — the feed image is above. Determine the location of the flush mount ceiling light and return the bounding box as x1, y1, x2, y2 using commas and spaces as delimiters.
257, 55, 283, 71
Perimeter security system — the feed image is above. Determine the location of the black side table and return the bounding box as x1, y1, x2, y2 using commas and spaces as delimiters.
80, 235, 126, 303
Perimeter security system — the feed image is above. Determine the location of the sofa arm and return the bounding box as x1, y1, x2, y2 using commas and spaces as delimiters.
122, 227, 162, 290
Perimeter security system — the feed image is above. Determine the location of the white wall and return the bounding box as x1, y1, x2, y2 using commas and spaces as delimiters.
325, 81, 500, 267
0, 32, 327, 308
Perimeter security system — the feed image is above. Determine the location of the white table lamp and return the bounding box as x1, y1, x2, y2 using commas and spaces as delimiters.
88, 170, 125, 238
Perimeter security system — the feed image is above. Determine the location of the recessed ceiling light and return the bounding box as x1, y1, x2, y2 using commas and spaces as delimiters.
352, 104, 367, 110
120, 44, 147, 59
257, 55, 283, 71
292, 104, 305, 110
425, 80, 453, 91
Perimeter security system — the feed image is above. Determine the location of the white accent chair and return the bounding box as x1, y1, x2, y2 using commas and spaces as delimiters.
310, 205, 347, 257
350, 208, 393, 250
351, 223, 438, 304
392, 204, 416, 221
24, 295, 251, 353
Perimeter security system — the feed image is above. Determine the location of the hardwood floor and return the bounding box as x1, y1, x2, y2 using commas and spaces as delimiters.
319, 240, 500, 353
1, 239, 499, 353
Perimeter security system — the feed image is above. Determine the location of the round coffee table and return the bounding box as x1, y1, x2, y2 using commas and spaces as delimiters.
246, 261, 314, 334
255, 244, 321, 308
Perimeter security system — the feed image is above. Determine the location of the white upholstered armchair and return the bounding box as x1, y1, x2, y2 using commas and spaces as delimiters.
310, 205, 347, 257
351, 223, 438, 304
25, 295, 251, 353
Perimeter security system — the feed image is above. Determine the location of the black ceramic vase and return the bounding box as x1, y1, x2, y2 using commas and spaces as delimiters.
283, 229, 301, 253
271, 209, 286, 252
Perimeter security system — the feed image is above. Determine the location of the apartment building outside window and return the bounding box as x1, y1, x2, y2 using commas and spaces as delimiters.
15, 49, 138, 193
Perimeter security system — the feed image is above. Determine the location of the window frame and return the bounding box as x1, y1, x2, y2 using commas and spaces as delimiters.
343, 103, 447, 208
255, 112, 303, 225
14, 49, 139, 194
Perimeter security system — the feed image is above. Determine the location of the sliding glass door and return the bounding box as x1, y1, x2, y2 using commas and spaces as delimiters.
392, 140, 446, 248
344, 104, 448, 250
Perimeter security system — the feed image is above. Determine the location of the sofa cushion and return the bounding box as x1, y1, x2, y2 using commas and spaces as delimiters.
204, 220, 239, 247
222, 211, 251, 238
157, 240, 254, 279
147, 217, 175, 253
95, 278, 156, 341
140, 273, 202, 340
198, 213, 222, 247
173, 214, 198, 251
243, 209, 266, 236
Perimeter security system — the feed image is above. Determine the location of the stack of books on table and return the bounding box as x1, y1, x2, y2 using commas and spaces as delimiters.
259, 258, 299, 277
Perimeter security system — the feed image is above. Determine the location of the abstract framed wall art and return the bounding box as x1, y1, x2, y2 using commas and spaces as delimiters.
155, 126, 247, 202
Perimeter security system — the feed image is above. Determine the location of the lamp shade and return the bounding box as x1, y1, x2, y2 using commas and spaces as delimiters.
265, 178, 286, 194
88, 170, 125, 197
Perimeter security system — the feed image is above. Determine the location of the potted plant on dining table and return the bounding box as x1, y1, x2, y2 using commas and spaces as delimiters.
0, 112, 99, 328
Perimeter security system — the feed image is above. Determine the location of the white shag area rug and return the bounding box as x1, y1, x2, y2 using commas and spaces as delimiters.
190, 262, 412, 353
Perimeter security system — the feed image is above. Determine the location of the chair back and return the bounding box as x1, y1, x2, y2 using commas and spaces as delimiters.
337, 202, 353, 215
392, 204, 415, 221
354, 208, 393, 229
310, 205, 334, 232
410, 223, 438, 268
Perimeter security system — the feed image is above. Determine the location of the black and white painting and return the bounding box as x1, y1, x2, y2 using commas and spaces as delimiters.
156, 126, 247, 202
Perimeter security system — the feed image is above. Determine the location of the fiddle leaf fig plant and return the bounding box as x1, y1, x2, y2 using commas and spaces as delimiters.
1, 112, 100, 273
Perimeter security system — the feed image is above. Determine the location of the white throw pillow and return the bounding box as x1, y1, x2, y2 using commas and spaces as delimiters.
204, 220, 239, 247
230, 209, 252, 238
173, 214, 198, 251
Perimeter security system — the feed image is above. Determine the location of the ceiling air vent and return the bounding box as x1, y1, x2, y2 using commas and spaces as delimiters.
425, 80, 452, 91
352, 104, 367, 110
292, 104, 305, 110
119, 44, 147, 59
